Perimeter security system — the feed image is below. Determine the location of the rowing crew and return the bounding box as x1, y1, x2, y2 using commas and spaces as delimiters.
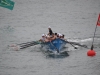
39, 26, 66, 42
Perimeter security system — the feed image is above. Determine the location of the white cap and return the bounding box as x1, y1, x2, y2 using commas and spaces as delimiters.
42, 34, 45, 36
59, 34, 62, 36
48, 26, 51, 28
58, 33, 62, 36
60, 34, 63, 36
58, 33, 60, 35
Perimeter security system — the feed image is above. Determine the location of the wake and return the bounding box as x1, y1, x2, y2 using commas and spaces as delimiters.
67, 37, 100, 50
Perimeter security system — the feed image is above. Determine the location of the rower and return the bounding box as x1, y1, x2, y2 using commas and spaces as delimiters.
39, 34, 46, 42
61, 34, 67, 41
48, 26, 53, 37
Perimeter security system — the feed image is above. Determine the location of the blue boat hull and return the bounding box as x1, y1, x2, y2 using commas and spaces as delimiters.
41, 38, 67, 52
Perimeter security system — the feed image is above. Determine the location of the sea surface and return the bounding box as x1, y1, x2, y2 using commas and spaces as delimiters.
0, 0, 100, 75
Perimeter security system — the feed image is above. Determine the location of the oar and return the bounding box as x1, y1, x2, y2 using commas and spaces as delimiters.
50, 42, 59, 53
69, 41, 88, 48
17, 41, 36, 45
9, 41, 40, 50
20, 41, 37, 47
20, 43, 38, 49
65, 40, 77, 49
20, 41, 40, 49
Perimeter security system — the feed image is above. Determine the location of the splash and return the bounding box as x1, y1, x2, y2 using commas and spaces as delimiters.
67, 38, 95, 43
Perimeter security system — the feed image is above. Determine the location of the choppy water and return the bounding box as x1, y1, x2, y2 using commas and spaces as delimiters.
0, 0, 100, 75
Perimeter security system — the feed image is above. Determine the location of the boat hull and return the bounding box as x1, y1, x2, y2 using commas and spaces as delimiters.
41, 38, 67, 52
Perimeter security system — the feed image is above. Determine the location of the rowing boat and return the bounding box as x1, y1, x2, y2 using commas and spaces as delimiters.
41, 38, 67, 53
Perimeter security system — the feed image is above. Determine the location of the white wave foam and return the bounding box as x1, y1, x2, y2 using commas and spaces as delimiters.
80, 38, 93, 42
67, 38, 93, 43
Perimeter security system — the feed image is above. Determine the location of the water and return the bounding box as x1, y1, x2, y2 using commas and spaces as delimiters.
0, 0, 100, 75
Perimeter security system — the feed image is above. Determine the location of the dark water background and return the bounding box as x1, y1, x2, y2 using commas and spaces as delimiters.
0, 0, 100, 75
